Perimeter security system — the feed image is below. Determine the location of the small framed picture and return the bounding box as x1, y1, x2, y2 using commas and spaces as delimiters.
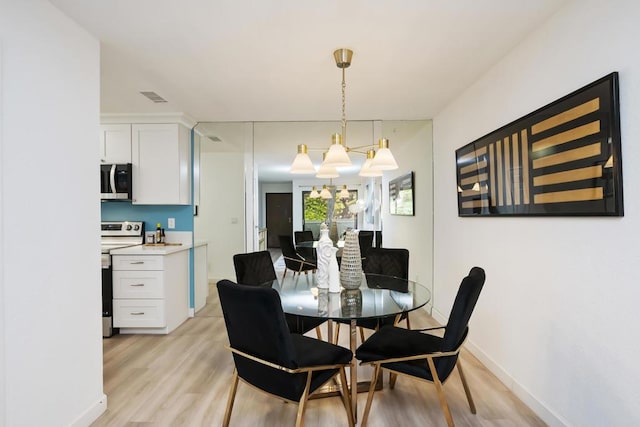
389, 172, 414, 216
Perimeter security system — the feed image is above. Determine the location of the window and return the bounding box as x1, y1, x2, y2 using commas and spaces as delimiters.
302, 188, 358, 238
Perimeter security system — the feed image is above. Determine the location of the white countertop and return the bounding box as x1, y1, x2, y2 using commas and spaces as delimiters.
110, 243, 192, 255
111, 231, 194, 255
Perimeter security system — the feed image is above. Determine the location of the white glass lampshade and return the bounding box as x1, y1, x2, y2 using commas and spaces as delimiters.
309, 186, 320, 198
359, 149, 384, 177
290, 144, 316, 174
339, 185, 350, 199
370, 138, 398, 170
320, 185, 333, 199
316, 152, 339, 178
323, 133, 351, 167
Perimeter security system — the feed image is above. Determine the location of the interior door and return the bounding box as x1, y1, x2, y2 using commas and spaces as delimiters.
266, 193, 292, 248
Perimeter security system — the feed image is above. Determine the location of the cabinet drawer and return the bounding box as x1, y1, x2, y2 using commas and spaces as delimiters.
113, 271, 164, 298
113, 299, 165, 327
112, 255, 164, 271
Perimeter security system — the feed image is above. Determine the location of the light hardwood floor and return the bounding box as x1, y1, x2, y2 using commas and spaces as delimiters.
93, 281, 546, 426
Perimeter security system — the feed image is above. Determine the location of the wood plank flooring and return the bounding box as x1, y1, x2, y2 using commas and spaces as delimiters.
93, 281, 546, 426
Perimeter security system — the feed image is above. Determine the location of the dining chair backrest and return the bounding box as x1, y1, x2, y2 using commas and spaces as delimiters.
436, 266, 486, 379
279, 235, 307, 268
217, 280, 303, 394
363, 248, 409, 279
233, 250, 277, 286
358, 231, 374, 258
294, 230, 314, 245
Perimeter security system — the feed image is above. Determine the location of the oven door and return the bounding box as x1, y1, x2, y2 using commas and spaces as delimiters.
101, 253, 114, 337
100, 163, 132, 200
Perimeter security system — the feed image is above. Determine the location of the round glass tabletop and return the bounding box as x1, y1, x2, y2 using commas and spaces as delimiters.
269, 273, 431, 321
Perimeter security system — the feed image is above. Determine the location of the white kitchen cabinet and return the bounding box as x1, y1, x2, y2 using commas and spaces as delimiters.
100, 124, 131, 164
112, 251, 189, 334
131, 123, 191, 205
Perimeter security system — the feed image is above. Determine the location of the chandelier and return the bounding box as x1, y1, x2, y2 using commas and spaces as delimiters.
290, 48, 398, 177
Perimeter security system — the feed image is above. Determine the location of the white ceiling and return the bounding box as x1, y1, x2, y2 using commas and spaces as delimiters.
51, 0, 568, 180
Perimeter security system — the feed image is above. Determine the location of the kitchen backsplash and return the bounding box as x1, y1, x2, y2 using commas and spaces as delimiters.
101, 202, 193, 233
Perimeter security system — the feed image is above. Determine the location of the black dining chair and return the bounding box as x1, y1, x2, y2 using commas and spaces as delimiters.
294, 230, 316, 262
233, 250, 325, 340
334, 248, 410, 343
217, 280, 354, 427
232, 250, 276, 286
294, 230, 314, 245
355, 267, 486, 427
279, 235, 316, 278
358, 230, 374, 263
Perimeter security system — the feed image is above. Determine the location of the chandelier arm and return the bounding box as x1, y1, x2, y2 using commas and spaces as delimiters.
347, 144, 377, 152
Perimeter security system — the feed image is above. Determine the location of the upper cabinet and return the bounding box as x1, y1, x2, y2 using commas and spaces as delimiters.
132, 123, 191, 205
100, 124, 132, 164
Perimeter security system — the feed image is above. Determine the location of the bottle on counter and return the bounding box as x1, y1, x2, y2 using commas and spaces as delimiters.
156, 223, 162, 244
161, 228, 166, 244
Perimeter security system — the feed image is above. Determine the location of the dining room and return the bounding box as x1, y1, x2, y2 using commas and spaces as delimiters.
4, 1, 640, 426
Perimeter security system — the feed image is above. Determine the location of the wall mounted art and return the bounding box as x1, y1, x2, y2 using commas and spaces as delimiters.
389, 172, 414, 216
456, 72, 623, 217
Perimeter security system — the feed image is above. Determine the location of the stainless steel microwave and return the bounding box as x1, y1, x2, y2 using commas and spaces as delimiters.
100, 163, 132, 200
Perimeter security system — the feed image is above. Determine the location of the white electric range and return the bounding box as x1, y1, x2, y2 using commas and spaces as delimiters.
101, 221, 144, 337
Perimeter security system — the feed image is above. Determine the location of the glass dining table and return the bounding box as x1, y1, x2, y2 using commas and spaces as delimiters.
268, 272, 432, 421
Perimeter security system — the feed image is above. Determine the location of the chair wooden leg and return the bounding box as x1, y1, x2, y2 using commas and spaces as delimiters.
361, 363, 381, 427
315, 326, 323, 341
339, 367, 355, 427
427, 357, 455, 427
295, 372, 313, 427
223, 369, 239, 427
359, 326, 366, 343
457, 359, 476, 414
389, 372, 398, 389
334, 323, 341, 343
405, 313, 411, 329
283, 268, 288, 280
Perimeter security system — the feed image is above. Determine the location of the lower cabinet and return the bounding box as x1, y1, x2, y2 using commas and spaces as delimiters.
112, 251, 189, 334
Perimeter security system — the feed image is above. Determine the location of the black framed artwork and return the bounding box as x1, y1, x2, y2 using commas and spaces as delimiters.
389, 172, 414, 216
456, 72, 623, 217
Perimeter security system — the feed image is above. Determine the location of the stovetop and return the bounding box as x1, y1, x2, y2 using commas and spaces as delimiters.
101, 221, 144, 254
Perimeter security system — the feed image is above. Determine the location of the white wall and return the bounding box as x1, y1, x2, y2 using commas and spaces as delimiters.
198, 151, 246, 280
380, 121, 433, 301
432, 1, 640, 425
0, 2, 104, 426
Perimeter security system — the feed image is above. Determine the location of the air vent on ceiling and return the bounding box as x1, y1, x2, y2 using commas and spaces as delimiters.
139, 91, 168, 103
207, 136, 222, 143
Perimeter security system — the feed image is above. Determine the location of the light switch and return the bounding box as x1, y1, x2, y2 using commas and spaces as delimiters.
231, 217, 238, 224
168, 218, 176, 229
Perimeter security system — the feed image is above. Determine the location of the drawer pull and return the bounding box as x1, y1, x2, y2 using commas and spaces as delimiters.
130, 261, 145, 265
131, 283, 145, 287
131, 312, 145, 316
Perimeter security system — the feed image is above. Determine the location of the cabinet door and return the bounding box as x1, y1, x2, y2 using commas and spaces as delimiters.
131, 123, 191, 205
100, 124, 131, 164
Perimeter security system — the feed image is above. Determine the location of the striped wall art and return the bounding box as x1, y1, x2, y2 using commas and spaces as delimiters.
456, 72, 623, 216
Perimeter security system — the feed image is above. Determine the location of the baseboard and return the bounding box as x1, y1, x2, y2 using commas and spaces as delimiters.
433, 305, 567, 425
70, 393, 107, 427
189, 308, 195, 317
431, 307, 448, 325
463, 338, 568, 427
